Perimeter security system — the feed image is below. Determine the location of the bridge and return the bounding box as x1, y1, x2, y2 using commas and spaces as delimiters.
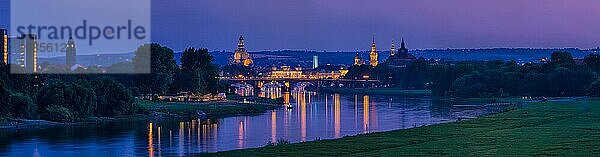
221, 77, 382, 92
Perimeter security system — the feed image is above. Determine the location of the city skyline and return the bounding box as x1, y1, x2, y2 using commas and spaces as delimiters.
2, 0, 600, 52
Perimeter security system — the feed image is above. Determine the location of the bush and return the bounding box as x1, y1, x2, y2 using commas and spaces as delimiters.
10, 93, 36, 119
42, 106, 74, 122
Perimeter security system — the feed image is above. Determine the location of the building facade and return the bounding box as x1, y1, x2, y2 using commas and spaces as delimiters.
1, 29, 7, 65
13, 34, 38, 73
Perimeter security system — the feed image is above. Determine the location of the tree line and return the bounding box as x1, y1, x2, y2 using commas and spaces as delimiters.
348, 52, 600, 98
0, 43, 221, 122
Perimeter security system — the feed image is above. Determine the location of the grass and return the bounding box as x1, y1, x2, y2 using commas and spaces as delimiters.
320, 88, 431, 97
138, 100, 280, 119
201, 98, 600, 156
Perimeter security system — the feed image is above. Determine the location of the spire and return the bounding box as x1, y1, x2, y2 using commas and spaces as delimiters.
369, 34, 378, 67
400, 38, 406, 49
372, 33, 375, 44
238, 35, 245, 49
371, 33, 376, 52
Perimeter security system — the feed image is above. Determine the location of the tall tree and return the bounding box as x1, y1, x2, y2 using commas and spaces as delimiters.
132, 43, 178, 96
92, 77, 136, 116
175, 48, 220, 94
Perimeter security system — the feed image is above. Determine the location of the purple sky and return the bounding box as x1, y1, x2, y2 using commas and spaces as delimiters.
3, 0, 600, 52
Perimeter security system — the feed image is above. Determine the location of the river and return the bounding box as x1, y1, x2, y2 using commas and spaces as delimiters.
0, 92, 507, 156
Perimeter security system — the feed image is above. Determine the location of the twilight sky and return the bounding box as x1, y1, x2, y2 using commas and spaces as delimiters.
3, 0, 600, 52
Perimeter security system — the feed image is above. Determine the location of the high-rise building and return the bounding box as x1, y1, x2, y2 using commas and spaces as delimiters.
232, 35, 253, 67
0, 29, 7, 65
313, 55, 319, 69
66, 37, 77, 66
390, 40, 396, 56
16, 34, 38, 73
369, 36, 378, 67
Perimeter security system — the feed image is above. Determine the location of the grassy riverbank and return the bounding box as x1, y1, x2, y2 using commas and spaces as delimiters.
203, 98, 600, 156
138, 100, 281, 119
320, 88, 431, 97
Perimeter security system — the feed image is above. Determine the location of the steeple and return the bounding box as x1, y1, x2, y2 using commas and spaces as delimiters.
369, 34, 378, 67
390, 39, 396, 56
237, 35, 245, 50
400, 38, 406, 49
398, 37, 408, 54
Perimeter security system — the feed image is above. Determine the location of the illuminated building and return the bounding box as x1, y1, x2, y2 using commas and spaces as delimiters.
0, 29, 7, 64
369, 36, 378, 67
269, 66, 305, 79
390, 39, 396, 56
14, 34, 38, 73
313, 55, 318, 69
66, 37, 77, 66
232, 35, 253, 67
383, 38, 416, 67
309, 64, 348, 79
354, 53, 364, 66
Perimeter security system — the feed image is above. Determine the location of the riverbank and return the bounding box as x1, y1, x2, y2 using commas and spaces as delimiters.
320, 88, 431, 97
138, 100, 281, 119
202, 98, 600, 156
0, 99, 282, 129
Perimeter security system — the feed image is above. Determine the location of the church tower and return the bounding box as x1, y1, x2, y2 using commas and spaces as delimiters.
354, 53, 362, 65
66, 37, 76, 66
232, 35, 252, 66
369, 36, 378, 67
398, 38, 408, 54
390, 39, 396, 56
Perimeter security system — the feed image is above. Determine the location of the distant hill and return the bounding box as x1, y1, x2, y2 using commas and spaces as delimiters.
39, 48, 595, 68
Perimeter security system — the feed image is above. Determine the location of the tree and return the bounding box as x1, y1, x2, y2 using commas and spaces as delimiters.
550, 51, 575, 65
37, 80, 96, 120
10, 93, 36, 119
92, 77, 136, 117
345, 65, 372, 80
132, 43, 178, 96
451, 72, 488, 97
588, 79, 600, 97
584, 54, 600, 73
0, 80, 11, 118
175, 48, 220, 94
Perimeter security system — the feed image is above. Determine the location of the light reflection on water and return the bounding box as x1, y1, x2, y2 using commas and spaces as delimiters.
0, 92, 506, 156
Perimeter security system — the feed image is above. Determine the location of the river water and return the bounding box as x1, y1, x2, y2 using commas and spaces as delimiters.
0, 92, 506, 156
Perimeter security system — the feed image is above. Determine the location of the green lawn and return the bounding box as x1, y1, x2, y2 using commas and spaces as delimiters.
202, 98, 600, 156
321, 88, 431, 97
138, 100, 280, 118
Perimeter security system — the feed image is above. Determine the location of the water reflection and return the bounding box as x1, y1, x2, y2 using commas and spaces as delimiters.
0, 91, 507, 156
363, 95, 370, 133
